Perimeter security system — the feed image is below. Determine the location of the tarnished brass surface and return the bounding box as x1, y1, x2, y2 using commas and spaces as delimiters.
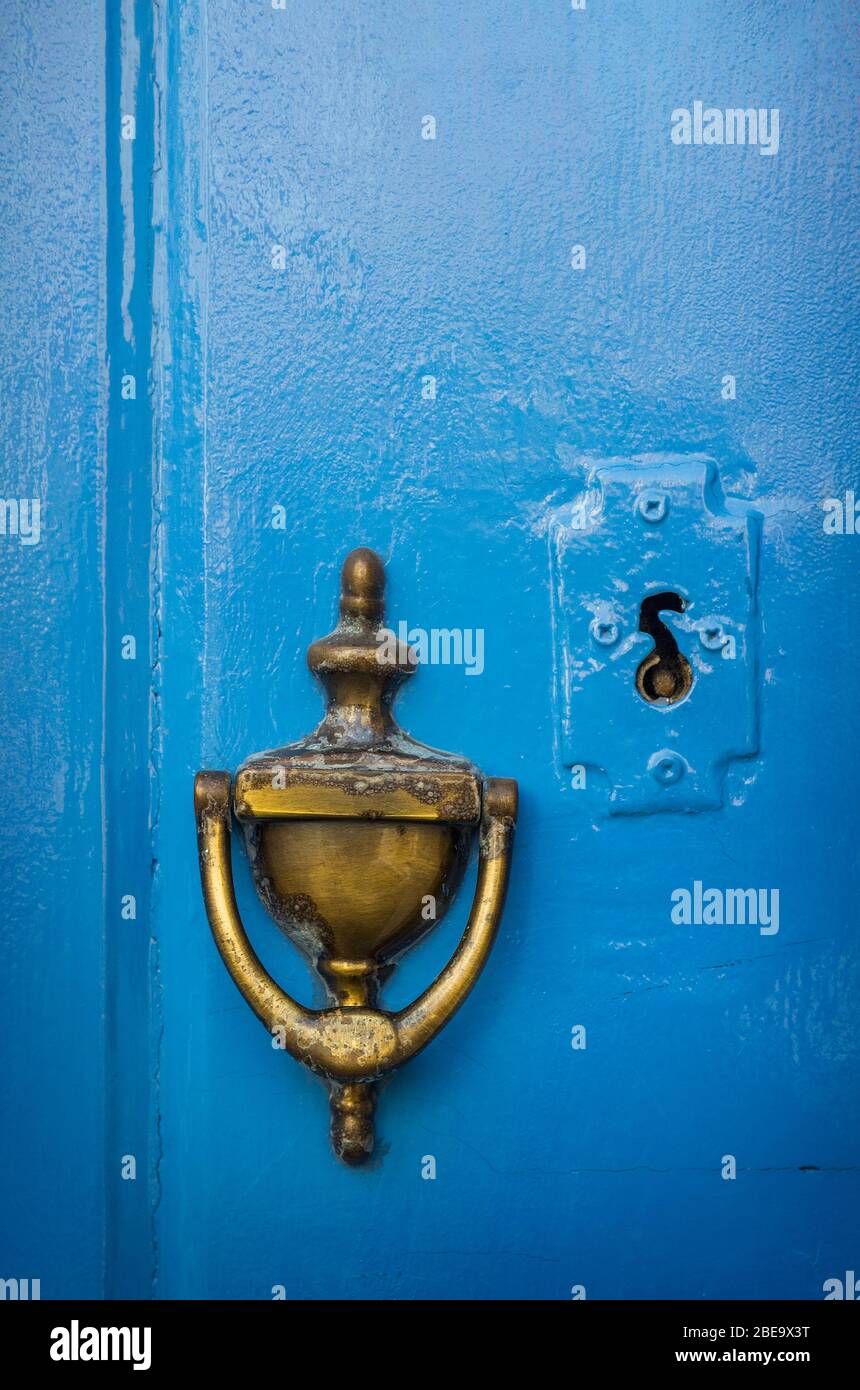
248, 818, 469, 963
234, 768, 482, 823
194, 548, 517, 1164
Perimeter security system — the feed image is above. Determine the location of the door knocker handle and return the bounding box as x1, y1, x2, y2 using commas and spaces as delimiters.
194, 548, 517, 1164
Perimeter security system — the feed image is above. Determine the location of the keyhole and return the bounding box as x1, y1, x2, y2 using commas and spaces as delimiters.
635, 591, 693, 705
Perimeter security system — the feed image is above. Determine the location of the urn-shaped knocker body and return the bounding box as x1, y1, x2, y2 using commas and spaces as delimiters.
194, 548, 517, 1164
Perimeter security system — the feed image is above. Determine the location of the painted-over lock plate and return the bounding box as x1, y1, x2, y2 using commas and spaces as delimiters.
549, 456, 761, 814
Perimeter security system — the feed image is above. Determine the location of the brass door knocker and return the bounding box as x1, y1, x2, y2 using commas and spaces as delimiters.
194, 548, 517, 1164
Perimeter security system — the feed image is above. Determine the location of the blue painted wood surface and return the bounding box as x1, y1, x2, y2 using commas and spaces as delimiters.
1, 0, 858, 1299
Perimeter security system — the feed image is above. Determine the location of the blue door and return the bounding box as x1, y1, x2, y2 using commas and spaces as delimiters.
2, 0, 858, 1301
